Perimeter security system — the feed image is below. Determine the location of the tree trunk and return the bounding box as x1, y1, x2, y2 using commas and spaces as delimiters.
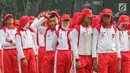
23, 0, 29, 15
71, 0, 75, 16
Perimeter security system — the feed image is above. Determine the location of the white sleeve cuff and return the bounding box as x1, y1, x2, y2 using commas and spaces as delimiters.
15, 35, 25, 59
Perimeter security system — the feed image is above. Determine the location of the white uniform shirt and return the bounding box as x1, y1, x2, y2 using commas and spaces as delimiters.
69, 25, 92, 59
30, 18, 45, 47
119, 30, 129, 52
92, 26, 121, 58
37, 31, 45, 47
16, 29, 37, 59
57, 29, 69, 50
30, 17, 57, 51
0, 28, 17, 49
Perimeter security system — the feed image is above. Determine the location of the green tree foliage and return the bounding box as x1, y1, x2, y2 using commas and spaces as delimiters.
0, 0, 76, 19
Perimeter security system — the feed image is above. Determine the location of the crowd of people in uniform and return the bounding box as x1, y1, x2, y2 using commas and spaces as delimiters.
0, 8, 130, 73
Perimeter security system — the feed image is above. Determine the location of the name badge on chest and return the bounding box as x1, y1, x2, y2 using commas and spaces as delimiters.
112, 34, 115, 38
101, 32, 105, 38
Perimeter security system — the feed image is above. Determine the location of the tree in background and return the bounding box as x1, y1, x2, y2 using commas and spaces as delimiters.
0, 0, 77, 20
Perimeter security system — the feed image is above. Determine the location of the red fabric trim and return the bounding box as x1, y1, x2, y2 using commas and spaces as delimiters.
92, 24, 100, 30
16, 31, 23, 47
75, 59, 80, 62
16, 31, 21, 36
67, 28, 73, 50
67, 25, 80, 50
44, 28, 58, 50
36, 30, 39, 46
28, 28, 34, 32
95, 24, 117, 33
118, 58, 121, 61
60, 27, 67, 31
21, 57, 26, 60
44, 28, 50, 49
2, 26, 16, 34
74, 25, 80, 46
2, 27, 6, 33
9, 40, 13, 43
113, 26, 117, 32
92, 57, 97, 61
55, 29, 60, 47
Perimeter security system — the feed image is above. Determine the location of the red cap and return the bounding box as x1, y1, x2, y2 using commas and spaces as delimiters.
81, 8, 88, 14
119, 15, 129, 24
61, 14, 70, 20
129, 16, 130, 22
29, 16, 35, 23
102, 8, 113, 16
82, 8, 94, 18
69, 12, 81, 28
73, 12, 81, 18
38, 11, 46, 17
98, 12, 103, 17
50, 11, 60, 19
4, 14, 13, 20
18, 16, 30, 31
4, 14, 16, 26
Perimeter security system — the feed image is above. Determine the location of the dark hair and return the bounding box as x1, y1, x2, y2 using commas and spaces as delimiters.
49, 16, 56, 19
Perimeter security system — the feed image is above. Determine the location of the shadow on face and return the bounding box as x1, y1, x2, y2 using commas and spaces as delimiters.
62, 19, 70, 27
6, 17, 14, 25
49, 16, 57, 29
102, 14, 111, 24
83, 16, 92, 25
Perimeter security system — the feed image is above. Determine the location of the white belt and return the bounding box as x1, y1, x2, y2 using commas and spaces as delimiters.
3, 46, 16, 49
